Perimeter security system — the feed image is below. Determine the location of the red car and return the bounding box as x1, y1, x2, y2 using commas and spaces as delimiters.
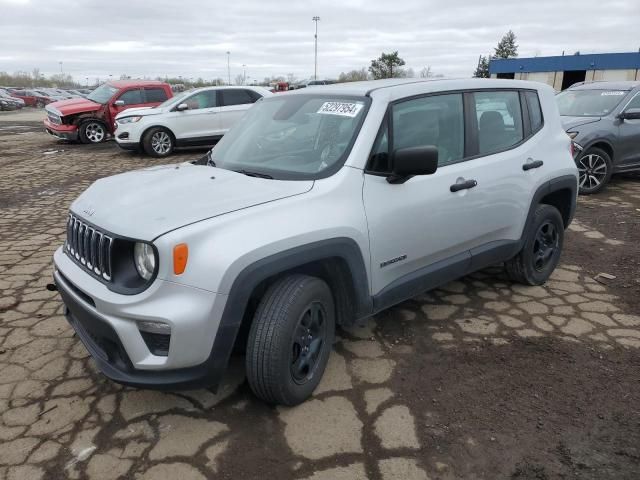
9, 88, 54, 107
44, 80, 173, 143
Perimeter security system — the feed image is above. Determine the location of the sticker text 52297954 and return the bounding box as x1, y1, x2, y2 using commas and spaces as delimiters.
317, 102, 364, 117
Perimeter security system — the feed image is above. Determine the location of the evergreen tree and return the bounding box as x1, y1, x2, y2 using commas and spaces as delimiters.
473, 55, 490, 78
494, 30, 518, 59
369, 51, 406, 79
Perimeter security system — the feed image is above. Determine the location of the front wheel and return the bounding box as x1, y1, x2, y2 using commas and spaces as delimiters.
246, 275, 335, 405
79, 120, 107, 144
577, 147, 612, 195
142, 127, 174, 157
505, 204, 564, 286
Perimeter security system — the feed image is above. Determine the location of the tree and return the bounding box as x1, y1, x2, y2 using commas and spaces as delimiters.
494, 30, 518, 59
473, 55, 490, 78
419, 66, 432, 78
338, 68, 369, 83
234, 74, 245, 85
368, 51, 406, 79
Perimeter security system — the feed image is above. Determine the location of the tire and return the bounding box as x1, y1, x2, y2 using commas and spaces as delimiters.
246, 274, 335, 405
79, 120, 107, 144
577, 147, 612, 195
505, 204, 564, 286
142, 127, 174, 157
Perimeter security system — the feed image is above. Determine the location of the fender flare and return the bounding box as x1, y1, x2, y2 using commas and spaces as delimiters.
204, 237, 372, 390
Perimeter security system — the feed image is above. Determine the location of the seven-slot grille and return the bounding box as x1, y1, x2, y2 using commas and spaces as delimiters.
65, 214, 113, 281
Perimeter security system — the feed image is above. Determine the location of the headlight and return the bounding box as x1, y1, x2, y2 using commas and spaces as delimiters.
133, 242, 156, 280
567, 131, 579, 139
118, 116, 142, 124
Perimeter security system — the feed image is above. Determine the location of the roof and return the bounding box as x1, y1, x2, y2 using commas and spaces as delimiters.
106, 80, 168, 88
566, 80, 640, 91
284, 77, 550, 98
490, 52, 640, 74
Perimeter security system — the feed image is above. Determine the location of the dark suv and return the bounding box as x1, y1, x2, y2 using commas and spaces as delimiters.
557, 81, 640, 194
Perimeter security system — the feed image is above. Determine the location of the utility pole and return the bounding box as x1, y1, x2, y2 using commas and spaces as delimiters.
242, 64, 246, 85
312, 16, 320, 81
59, 61, 63, 74
226, 51, 231, 85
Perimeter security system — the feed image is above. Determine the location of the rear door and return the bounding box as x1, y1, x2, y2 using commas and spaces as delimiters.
616, 91, 640, 167
217, 89, 260, 133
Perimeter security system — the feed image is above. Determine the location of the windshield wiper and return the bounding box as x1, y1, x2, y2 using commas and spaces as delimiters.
234, 169, 273, 179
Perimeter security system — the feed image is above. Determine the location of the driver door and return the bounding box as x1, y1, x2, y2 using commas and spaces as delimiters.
109, 88, 147, 120
170, 90, 220, 141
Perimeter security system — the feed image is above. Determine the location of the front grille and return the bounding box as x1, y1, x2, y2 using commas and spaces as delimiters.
47, 111, 61, 124
65, 214, 113, 281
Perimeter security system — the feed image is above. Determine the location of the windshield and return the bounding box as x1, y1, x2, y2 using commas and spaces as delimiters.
556, 89, 628, 117
87, 83, 119, 104
211, 94, 369, 180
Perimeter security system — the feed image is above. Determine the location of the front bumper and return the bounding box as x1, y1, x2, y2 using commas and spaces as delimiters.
53, 247, 232, 390
44, 118, 78, 141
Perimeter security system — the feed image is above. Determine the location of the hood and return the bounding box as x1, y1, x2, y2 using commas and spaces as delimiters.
560, 115, 601, 131
71, 163, 313, 240
115, 106, 159, 119
47, 97, 102, 116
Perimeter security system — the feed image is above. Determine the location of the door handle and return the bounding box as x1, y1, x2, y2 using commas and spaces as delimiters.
523, 159, 544, 171
450, 179, 478, 192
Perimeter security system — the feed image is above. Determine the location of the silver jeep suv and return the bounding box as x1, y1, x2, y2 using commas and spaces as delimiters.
53, 78, 578, 405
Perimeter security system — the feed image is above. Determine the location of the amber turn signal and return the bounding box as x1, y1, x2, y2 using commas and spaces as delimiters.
173, 244, 188, 275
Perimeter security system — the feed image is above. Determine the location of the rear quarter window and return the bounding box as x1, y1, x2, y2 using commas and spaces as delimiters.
525, 91, 544, 133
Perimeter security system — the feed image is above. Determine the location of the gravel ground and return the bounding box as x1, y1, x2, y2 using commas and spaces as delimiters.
1, 124, 639, 480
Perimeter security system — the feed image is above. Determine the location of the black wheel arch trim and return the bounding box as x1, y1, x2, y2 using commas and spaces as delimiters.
203, 238, 372, 389
523, 175, 577, 236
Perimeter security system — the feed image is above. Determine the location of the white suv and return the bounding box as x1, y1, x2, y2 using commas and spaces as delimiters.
114, 86, 272, 157
53, 79, 578, 405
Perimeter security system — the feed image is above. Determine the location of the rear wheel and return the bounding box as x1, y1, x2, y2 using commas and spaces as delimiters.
246, 274, 335, 405
79, 120, 107, 144
577, 147, 612, 195
142, 127, 174, 157
505, 204, 564, 286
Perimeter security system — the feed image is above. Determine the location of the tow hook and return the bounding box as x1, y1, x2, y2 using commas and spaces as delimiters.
46, 283, 58, 292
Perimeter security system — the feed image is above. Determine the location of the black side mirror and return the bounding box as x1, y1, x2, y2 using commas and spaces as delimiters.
619, 108, 640, 120
387, 146, 438, 184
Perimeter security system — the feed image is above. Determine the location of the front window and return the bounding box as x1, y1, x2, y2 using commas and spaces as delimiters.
556, 89, 628, 117
87, 83, 119, 104
211, 94, 369, 180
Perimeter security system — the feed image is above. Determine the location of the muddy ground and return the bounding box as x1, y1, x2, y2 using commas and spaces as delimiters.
1, 118, 639, 480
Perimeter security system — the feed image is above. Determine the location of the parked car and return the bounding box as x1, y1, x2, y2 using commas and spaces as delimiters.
0, 89, 25, 110
114, 86, 272, 157
557, 81, 640, 194
52, 78, 577, 405
43, 80, 173, 143
8, 88, 54, 107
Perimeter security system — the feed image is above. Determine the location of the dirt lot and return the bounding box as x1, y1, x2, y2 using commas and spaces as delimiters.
1, 117, 640, 480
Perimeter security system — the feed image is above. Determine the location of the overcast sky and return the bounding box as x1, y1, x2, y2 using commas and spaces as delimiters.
1, 0, 638, 84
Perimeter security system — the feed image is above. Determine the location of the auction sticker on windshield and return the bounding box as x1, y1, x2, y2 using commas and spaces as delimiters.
601, 91, 625, 96
317, 102, 364, 117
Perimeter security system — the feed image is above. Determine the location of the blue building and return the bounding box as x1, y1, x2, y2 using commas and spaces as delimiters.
489, 52, 640, 90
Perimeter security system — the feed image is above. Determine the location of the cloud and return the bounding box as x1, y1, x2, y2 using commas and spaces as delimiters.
0, 0, 638, 82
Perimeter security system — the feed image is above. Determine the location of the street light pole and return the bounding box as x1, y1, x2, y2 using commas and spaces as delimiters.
312, 16, 320, 81
242, 64, 246, 85
59, 61, 63, 74
226, 51, 231, 85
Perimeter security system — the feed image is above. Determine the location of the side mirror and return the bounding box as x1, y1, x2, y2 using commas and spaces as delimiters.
113, 99, 125, 106
619, 108, 640, 120
387, 146, 438, 184
175, 103, 189, 111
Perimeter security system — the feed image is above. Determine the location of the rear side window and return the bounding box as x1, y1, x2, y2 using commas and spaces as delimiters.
473, 91, 523, 155
144, 87, 168, 103
525, 91, 543, 133
118, 89, 143, 105
220, 89, 257, 106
